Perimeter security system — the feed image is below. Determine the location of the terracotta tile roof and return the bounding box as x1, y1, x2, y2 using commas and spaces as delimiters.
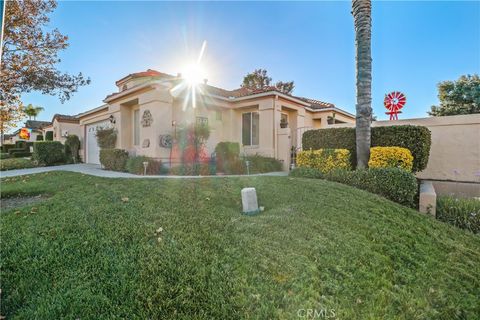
111, 69, 339, 111
25, 120, 51, 130
52, 114, 80, 123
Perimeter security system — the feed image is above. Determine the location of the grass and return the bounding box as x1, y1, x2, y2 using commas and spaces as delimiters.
0, 158, 36, 171
1, 172, 479, 319
437, 195, 480, 233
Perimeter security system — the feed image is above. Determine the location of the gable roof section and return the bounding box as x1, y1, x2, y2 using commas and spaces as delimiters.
52, 114, 80, 123
25, 120, 51, 130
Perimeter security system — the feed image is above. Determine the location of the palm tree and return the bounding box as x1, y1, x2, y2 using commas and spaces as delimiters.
24, 104, 44, 120
352, 0, 373, 168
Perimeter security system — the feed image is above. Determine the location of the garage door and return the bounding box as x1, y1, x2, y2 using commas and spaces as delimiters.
86, 121, 110, 164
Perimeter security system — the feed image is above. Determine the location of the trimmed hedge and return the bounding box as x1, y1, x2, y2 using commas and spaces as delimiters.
289, 167, 418, 208
303, 125, 431, 172
296, 148, 351, 173
8, 148, 26, 155
246, 155, 283, 173
368, 146, 413, 172
126, 156, 163, 175
33, 141, 65, 165
436, 196, 480, 234
215, 142, 240, 172
99, 149, 128, 171
1, 144, 15, 153
0, 152, 11, 159
45, 131, 54, 141
12, 151, 32, 158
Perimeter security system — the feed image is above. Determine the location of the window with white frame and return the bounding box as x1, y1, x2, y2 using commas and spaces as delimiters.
133, 109, 140, 146
242, 112, 259, 146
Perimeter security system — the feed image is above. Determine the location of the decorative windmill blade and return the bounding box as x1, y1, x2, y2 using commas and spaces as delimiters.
384, 91, 406, 120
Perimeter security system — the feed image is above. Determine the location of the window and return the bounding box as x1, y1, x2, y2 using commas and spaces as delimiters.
196, 116, 208, 126
133, 109, 140, 146
280, 113, 288, 127
242, 112, 259, 146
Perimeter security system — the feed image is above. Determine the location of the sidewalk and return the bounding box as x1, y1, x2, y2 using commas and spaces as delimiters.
0, 163, 288, 179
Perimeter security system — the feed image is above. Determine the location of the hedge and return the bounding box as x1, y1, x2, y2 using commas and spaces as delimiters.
302, 125, 431, 172
0, 152, 11, 159
215, 142, 240, 172
126, 156, 163, 175
296, 148, 351, 173
289, 167, 418, 208
8, 148, 27, 155
12, 151, 32, 158
1, 144, 15, 153
33, 141, 65, 165
99, 149, 128, 171
368, 146, 413, 172
45, 131, 54, 141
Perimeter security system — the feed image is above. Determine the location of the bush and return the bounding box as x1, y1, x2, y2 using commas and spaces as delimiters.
126, 156, 163, 175
8, 148, 26, 155
99, 149, 128, 171
36, 135, 44, 141
0, 152, 11, 159
215, 142, 240, 172
290, 167, 418, 207
436, 196, 480, 233
45, 131, 54, 141
1, 144, 15, 153
0, 158, 36, 171
303, 125, 431, 172
65, 135, 81, 163
246, 155, 283, 173
170, 163, 213, 176
12, 151, 32, 158
33, 141, 65, 165
95, 128, 117, 149
296, 148, 351, 173
368, 147, 413, 172
289, 167, 323, 179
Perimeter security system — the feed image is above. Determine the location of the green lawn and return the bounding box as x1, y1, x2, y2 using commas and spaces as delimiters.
1, 172, 479, 319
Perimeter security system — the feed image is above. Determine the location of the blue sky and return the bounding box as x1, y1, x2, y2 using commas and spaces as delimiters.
22, 1, 480, 123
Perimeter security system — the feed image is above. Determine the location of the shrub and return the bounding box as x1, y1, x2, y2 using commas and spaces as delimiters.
12, 151, 32, 158
36, 135, 44, 141
15, 141, 27, 149
289, 167, 323, 179
169, 163, 213, 176
303, 125, 431, 172
95, 128, 117, 149
45, 131, 54, 141
99, 149, 128, 171
215, 142, 240, 172
126, 156, 163, 175
324, 168, 418, 208
296, 148, 351, 173
33, 141, 65, 165
0, 152, 11, 159
436, 196, 480, 233
368, 147, 413, 172
246, 155, 283, 173
1, 144, 15, 153
8, 148, 26, 155
0, 158, 36, 171
65, 135, 81, 163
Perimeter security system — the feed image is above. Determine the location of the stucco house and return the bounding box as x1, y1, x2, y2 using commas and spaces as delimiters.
5, 120, 51, 143
74, 69, 355, 169
42, 114, 82, 143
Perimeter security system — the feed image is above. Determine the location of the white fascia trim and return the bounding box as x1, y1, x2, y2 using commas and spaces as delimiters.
76, 104, 109, 119
207, 91, 311, 107
305, 107, 355, 118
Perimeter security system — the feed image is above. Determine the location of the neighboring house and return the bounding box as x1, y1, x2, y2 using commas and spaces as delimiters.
7, 120, 51, 143
42, 114, 82, 143
77, 69, 356, 168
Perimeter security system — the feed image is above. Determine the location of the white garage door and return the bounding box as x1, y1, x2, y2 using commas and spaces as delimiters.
86, 121, 110, 164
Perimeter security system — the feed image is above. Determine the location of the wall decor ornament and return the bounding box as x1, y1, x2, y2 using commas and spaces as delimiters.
159, 134, 173, 148
142, 139, 150, 148
141, 110, 153, 127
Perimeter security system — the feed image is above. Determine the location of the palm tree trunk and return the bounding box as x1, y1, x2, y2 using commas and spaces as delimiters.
352, 0, 373, 169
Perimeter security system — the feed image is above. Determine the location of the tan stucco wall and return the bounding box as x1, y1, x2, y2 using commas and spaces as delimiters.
330, 114, 480, 183
51, 119, 82, 144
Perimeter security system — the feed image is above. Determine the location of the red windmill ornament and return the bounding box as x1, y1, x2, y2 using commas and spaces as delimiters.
384, 91, 406, 120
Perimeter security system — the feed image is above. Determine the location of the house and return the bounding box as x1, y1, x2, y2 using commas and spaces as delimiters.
42, 114, 82, 143
76, 69, 355, 169
6, 120, 51, 143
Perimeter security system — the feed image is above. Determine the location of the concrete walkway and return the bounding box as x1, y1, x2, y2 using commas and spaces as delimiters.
0, 163, 287, 179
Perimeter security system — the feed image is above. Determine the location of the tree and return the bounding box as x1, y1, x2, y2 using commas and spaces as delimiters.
0, 104, 25, 145
1, 0, 90, 108
24, 104, 45, 120
241, 69, 295, 94
429, 74, 480, 116
352, 0, 373, 169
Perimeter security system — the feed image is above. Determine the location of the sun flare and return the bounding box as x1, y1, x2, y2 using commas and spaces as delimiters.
182, 63, 206, 86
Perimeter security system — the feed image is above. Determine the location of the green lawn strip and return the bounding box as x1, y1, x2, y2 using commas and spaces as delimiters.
1, 172, 479, 319
0, 158, 36, 171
